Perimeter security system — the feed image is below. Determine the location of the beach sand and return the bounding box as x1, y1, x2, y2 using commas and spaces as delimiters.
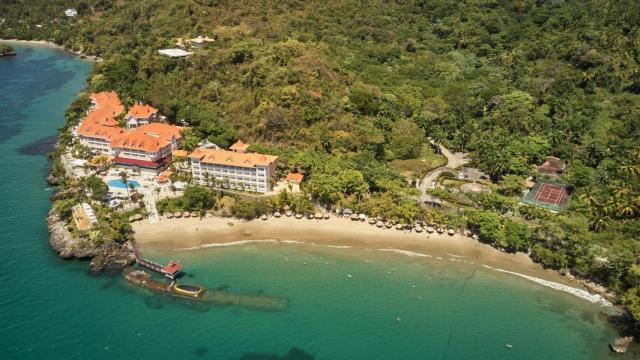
133, 216, 569, 284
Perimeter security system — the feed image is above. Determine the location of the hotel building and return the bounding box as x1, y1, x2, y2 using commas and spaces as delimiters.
124, 103, 159, 129
189, 141, 277, 193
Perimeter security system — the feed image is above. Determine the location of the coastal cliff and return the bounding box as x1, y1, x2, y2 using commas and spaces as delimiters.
46, 211, 134, 272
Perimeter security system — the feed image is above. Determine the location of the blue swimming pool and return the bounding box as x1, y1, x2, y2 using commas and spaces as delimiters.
107, 179, 140, 189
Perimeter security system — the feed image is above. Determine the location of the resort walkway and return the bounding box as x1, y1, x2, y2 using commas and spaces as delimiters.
142, 189, 160, 223
418, 141, 470, 203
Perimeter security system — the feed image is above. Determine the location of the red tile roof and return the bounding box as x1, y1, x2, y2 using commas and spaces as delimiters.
137, 123, 183, 142
111, 131, 166, 153
113, 156, 170, 169
286, 172, 304, 183
126, 103, 158, 119
89, 91, 124, 115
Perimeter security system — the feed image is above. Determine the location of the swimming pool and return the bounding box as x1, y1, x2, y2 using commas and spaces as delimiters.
107, 179, 140, 189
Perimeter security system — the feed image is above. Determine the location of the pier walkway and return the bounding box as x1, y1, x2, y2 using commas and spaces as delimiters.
130, 239, 181, 279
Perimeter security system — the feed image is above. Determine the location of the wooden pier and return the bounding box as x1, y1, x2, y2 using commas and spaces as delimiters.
130, 239, 182, 279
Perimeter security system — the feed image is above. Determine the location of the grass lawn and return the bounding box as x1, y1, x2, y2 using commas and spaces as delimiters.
389, 144, 447, 180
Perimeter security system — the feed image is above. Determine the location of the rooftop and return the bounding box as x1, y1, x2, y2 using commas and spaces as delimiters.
229, 139, 250, 152
286, 172, 304, 183
126, 103, 158, 119
190, 148, 278, 168
158, 48, 191, 58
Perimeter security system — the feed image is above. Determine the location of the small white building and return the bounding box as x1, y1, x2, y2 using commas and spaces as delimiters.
65, 9, 78, 17
158, 49, 192, 58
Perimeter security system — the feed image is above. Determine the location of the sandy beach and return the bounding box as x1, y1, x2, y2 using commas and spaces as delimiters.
134, 216, 563, 281
132, 215, 616, 307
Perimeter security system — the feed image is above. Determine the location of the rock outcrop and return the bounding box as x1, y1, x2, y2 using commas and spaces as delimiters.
46, 211, 134, 273
610, 336, 634, 353
46, 173, 60, 186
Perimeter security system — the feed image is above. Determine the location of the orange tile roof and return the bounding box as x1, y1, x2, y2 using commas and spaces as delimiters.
126, 103, 158, 119
89, 91, 124, 115
172, 150, 188, 157
111, 130, 166, 153
189, 148, 278, 168
229, 140, 250, 151
77, 120, 127, 140
286, 172, 304, 183
137, 123, 183, 142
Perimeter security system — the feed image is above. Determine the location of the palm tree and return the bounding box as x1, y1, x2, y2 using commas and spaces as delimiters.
119, 171, 131, 202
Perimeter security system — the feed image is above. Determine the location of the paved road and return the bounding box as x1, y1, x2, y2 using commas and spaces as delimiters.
418, 141, 470, 203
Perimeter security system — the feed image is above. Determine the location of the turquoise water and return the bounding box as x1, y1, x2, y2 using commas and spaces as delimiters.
108, 179, 140, 189
0, 43, 628, 360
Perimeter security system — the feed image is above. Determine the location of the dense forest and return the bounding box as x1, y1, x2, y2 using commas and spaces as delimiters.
2, 0, 639, 330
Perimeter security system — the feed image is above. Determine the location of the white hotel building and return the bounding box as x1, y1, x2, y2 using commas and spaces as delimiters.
189, 144, 278, 194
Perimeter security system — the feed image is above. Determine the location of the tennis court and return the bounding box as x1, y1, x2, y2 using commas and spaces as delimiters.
521, 178, 571, 211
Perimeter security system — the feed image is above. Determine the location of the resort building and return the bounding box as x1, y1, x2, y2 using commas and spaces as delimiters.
229, 139, 250, 153
75, 92, 183, 173
285, 172, 304, 193
125, 103, 159, 129
189, 147, 278, 194
111, 123, 183, 173
189, 35, 215, 47
76, 91, 125, 154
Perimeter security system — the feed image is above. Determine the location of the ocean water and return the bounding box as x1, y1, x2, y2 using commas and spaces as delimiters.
0, 43, 628, 360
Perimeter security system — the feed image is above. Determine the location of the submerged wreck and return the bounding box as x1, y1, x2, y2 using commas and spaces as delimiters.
125, 270, 288, 311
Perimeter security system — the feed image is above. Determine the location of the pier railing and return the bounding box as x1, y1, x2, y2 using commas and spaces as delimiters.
130, 239, 174, 277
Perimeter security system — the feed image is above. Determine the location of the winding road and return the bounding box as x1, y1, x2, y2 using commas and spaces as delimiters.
418, 141, 470, 203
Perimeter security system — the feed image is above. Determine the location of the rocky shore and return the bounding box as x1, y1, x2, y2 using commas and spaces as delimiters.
46, 211, 134, 273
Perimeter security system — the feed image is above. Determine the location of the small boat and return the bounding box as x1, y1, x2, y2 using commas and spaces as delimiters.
170, 283, 206, 299
505, 344, 512, 349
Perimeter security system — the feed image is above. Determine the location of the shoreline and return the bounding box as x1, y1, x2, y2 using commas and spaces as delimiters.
0, 39, 101, 61
132, 215, 614, 307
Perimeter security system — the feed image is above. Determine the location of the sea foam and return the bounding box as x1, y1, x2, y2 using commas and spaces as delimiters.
482, 265, 613, 307
377, 248, 432, 258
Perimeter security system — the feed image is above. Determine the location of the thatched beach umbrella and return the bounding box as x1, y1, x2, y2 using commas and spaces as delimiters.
295, 213, 303, 219
426, 226, 434, 233
368, 218, 376, 225
436, 228, 444, 234
350, 214, 359, 221
396, 223, 404, 230
274, 212, 282, 218
323, 213, 330, 220
358, 214, 366, 221
191, 211, 198, 218
285, 210, 293, 217
283, 205, 291, 211
174, 211, 182, 218
183, 211, 190, 218
415, 226, 423, 233
260, 214, 268, 221
385, 222, 393, 229
166, 212, 174, 219
448, 229, 456, 236
376, 220, 384, 228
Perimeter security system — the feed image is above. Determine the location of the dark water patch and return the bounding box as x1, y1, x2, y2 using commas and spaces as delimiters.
237, 347, 314, 360
144, 296, 164, 310
0, 123, 23, 145
193, 347, 208, 357
216, 284, 230, 291
17, 135, 58, 155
